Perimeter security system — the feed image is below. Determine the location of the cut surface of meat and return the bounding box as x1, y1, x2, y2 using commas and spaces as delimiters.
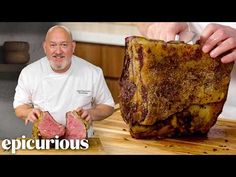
32, 111, 65, 139
64, 111, 88, 140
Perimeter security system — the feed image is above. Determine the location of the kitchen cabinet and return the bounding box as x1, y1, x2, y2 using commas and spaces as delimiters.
105, 79, 120, 104
0, 64, 26, 73
101, 45, 124, 78
0, 64, 27, 79
74, 42, 125, 103
74, 42, 102, 68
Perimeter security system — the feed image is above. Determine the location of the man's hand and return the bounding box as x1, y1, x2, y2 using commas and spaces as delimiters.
139, 22, 189, 42
25, 108, 42, 125
76, 107, 92, 125
75, 104, 114, 124
15, 104, 42, 125
201, 23, 236, 63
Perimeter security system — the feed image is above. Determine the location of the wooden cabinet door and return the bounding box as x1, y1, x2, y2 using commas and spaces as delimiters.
106, 79, 120, 103
101, 45, 125, 79
74, 42, 102, 68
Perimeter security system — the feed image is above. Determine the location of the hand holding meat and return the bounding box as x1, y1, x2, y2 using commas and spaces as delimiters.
201, 23, 236, 63
138, 22, 236, 63
25, 108, 42, 125
138, 22, 189, 42
76, 107, 93, 125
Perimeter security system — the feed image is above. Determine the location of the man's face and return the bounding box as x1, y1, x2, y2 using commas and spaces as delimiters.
43, 28, 75, 73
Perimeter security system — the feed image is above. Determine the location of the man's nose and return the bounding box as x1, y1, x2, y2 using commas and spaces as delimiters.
55, 45, 63, 53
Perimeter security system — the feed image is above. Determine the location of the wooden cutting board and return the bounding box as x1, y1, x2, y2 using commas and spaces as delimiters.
93, 110, 236, 154
0, 137, 105, 155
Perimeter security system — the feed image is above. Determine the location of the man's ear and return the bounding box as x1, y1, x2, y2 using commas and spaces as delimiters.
72, 41, 76, 53
43, 41, 47, 53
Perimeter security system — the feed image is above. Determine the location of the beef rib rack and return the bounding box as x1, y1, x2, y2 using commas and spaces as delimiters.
119, 36, 234, 139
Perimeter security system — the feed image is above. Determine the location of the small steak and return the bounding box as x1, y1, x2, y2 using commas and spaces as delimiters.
32, 111, 66, 139
65, 111, 88, 140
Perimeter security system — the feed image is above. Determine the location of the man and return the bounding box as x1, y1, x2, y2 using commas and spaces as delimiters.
138, 22, 236, 119
13, 25, 115, 137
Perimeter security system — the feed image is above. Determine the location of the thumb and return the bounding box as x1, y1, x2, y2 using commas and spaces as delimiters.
179, 30, 198, 43
25, 118, 29, 126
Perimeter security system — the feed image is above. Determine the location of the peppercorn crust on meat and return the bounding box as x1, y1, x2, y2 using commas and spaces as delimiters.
119, 36, 234, 139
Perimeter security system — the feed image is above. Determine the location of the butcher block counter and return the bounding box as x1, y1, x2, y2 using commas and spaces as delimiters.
93, 110, 236, 155
1, 109, 236, 155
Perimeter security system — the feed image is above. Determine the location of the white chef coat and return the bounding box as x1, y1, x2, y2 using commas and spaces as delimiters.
189, 22, 236, 120
13, 55, 115, 137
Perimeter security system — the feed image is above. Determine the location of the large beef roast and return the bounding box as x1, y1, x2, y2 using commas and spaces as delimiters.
119, 36, 234, 139
64, 111, 89, 140
32, 111, 66, 139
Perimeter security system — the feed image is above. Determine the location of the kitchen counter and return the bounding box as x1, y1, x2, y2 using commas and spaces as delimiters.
58, 22, 140, 46
1, 109, 236, 155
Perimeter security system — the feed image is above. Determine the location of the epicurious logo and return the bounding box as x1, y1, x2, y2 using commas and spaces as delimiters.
1, 135, 89, 154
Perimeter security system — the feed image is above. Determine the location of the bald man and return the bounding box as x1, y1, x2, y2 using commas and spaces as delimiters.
13, 25, 115, 137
